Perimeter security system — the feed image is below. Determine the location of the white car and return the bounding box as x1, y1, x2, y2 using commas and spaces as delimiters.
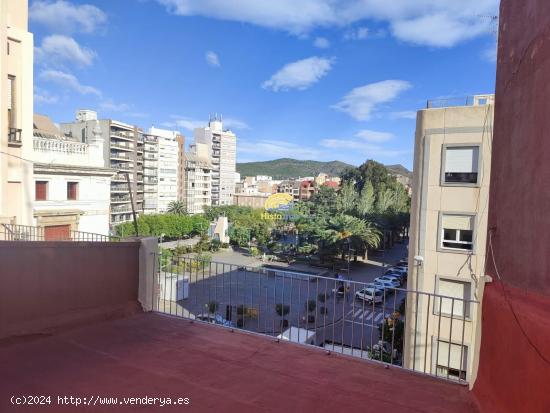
355, 288, 384, 304
374, 276, 400, 289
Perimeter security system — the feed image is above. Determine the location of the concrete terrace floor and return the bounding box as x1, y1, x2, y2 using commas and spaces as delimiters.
0, 313, 479, 413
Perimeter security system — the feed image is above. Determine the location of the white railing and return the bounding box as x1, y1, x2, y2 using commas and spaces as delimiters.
33, 137, 88, 155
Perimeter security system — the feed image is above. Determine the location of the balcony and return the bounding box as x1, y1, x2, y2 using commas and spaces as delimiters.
110, 131, 134, 141
112, 173, 133, 182
110, 141, 134, 151
7, 128, 22, 146
111, 162, 133, 172
111, 184, 129, 192
110, 152, 131, 161
111, 195, 131, 203
0, 237, 478, 413
111, 204, 133, 214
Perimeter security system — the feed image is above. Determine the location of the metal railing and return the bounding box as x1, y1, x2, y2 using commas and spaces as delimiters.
8, 128, 22, 145
153, 256, 478, 384
0, 224, 119, 242
426, 95, 495, 109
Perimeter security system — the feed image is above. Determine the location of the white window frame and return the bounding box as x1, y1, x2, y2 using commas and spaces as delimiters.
440, 144, 481, 187
432, 338, 468, 382
433, 277, 472, 319
438, 212, 476, 254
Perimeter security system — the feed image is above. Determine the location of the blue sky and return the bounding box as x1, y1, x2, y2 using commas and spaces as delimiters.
30, 0, 499, 169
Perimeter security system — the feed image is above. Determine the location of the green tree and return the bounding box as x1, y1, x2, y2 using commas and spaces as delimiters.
167, 200, 186, 215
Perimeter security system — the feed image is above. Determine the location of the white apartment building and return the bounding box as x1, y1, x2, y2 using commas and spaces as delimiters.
148, 127, 180, 213
0, 0, 33, 226
60, 111, 144, 227
31, 114, 113, 237
184, 143, 212, 214
142, 134, 159, 214
194, 117, 236, 206
405, 94, 494, 385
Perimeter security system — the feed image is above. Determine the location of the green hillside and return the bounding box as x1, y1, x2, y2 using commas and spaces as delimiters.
236, 158, 355, 179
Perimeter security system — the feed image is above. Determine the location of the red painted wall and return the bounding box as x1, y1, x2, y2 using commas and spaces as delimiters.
0, 241, 141, 339
474, 1, 550, 411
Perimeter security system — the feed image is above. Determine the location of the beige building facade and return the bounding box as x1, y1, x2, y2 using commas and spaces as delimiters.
0, 0, 33, 225
405, 95, 494, 386
234, 193, 269, 209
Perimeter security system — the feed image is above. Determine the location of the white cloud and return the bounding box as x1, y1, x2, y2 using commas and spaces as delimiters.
482, 44, 497, 62
388, 110, 417, 120
39, 69, 101, 96
156, 0, 498, 47
239, 139, 324, 160
313, 37, 330, 48
344, 27, 369, 40
391, 13, 490, 47
34, 88, 59, 105
223, 117, 250, 130
320, 138, 407, 158
99, 100, 130, 112
355, 129, 393, 143
167, 116, 206, 131
167, 115, 249, 131
332, 80, 411, 121
30, 0, 107, 34
205, 51, 220, 67
262, 56, 334, 92
35, 35, 96, 67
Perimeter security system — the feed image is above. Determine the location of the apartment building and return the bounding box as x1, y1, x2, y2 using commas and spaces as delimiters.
177, 135, 185, 202
0, 0, 33, 225
194, 116, 236, 206
277, 180, 300, 201
405, 94, 494, 383
234, 193, 270, 209
31, 114, 113, 236
60, 111, 144, 227
148, 127, 180, 213
142, 134, 159, 214
184, 143, 212, 214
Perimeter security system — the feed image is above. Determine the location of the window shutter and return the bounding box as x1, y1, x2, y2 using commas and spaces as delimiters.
445, 147, 479, 173
438, 279, 467, 316
7, 77, 13, 110
437, 341, 467, 371
441, 215, 473, 231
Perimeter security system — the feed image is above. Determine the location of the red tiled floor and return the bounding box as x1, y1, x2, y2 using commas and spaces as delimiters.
0, 313, 479, 412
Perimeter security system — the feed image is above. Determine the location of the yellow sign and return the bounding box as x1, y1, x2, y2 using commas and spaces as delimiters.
264, 193, 293, 211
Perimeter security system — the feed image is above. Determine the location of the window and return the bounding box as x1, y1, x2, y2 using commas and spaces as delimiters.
443, 146, 479, 184
35, 181, 48, 201
434, 340, 468, 381
441, 214, 474, 251
67, 182, 78, 200
435, 278, 471, 318
7, 75, 15, 127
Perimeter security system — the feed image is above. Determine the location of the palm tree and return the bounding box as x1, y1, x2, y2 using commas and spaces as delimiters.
167, 200, 186, 215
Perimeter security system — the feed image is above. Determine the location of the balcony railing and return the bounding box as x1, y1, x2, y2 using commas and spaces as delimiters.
426, 94, 495, 109
110, 152, 131, 160
111, 162, 133, 171
112, 173, 133, 182
111, 205, 133, 214
0, 224, 118, 242
33, 136, 88, 154
154, 257, 479, 384
111, 195, 131, 203
8, 128, 22, 146
111, 141, 134, 151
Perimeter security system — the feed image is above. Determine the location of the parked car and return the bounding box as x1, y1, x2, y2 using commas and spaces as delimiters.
381, 274, 403, 286
374, 276, 400, 289
195, 313, 235, 327
386, 267, 407, 277
396, 260, 408, 267
355, 288, 384, 304
384, 271, 406, 285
